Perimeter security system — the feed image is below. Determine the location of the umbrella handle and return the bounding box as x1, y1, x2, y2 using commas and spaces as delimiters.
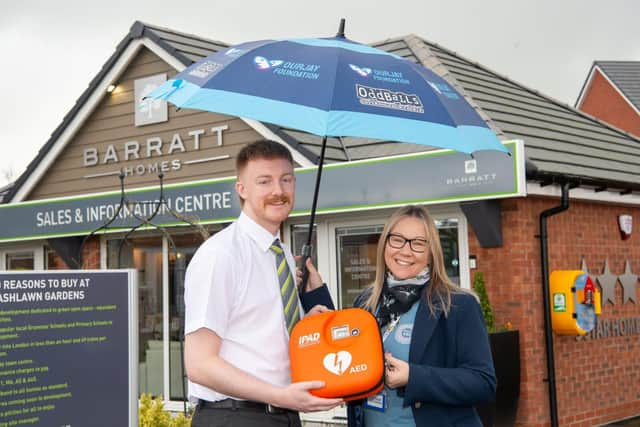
299, 243, 312, 294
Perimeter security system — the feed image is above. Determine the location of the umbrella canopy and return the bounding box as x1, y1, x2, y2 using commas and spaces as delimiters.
147, 21, 508, 287
148, 28, 507, 155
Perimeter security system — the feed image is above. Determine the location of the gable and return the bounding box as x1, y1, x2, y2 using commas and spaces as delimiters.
579, 69, 640, 137
595, 61, 640, 111
27, 47, 271, 200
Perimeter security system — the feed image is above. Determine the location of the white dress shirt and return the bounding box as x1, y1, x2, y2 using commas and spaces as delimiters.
184, 212, 299, 403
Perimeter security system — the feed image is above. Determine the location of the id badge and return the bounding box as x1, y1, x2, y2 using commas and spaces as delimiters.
364, 392, 386, 412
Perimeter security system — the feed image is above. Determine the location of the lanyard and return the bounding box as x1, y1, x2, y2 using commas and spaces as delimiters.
381, 315, 401, 342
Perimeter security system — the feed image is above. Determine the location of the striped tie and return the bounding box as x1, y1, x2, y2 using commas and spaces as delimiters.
270, 239, 300, 334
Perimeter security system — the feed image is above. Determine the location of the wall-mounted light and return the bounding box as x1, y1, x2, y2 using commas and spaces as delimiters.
106, 84, 117, 93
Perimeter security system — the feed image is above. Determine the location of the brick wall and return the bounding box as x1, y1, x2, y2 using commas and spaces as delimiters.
47, 237, 101, 269
80, 238, 101, 269
469, 196, 640, 426
579, 69, 640, 137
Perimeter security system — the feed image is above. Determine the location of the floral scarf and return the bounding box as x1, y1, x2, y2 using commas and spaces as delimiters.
375, 267, 430, 328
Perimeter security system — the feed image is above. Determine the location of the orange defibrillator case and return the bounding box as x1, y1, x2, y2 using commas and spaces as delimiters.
289, 308, 384, 401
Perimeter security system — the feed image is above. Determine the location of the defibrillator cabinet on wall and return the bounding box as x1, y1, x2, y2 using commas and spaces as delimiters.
549, 270, 602, 335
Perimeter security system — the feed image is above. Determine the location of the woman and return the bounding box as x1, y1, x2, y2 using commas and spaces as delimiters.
348, 205, 496, 427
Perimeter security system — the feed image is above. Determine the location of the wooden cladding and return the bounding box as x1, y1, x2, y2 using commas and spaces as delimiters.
29, 48, 267, 200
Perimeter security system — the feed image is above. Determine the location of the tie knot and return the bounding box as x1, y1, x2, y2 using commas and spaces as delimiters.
270, 239, 284, 254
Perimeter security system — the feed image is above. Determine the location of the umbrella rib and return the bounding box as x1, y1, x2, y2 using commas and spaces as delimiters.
338, 137, 351, 161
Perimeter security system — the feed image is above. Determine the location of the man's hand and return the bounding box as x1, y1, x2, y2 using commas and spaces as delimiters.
186, 329, 341, 412
306, 304, 331, 316
384, 352, 409, 389
274, 381, 343, 412
295, 256, 323, 292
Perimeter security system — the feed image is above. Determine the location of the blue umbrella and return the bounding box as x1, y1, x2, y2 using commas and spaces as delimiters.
148, 20, 508, 285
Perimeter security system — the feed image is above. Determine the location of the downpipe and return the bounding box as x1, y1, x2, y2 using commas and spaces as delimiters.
538, 182, 570, 427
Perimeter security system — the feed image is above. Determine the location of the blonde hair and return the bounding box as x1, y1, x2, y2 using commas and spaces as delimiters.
362, 205, 475, 317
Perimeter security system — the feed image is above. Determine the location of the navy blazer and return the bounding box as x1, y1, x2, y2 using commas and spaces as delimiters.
348, 290, 496, 427
300, 284, 335, 312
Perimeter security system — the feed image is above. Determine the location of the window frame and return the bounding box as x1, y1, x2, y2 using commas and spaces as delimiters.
0, 242, 45, 270
101, 228, 216, 410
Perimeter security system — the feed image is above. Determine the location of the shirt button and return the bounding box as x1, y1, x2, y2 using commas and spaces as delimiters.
414, 401, 422, 409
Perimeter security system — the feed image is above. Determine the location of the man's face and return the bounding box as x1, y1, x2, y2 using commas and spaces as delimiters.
236, 157, 295, 235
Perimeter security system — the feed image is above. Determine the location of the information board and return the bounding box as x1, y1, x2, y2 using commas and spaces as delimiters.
0, 270, 137, 427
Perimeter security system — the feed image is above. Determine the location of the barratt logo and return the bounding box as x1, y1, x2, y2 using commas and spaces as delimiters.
445, 159, 496, 186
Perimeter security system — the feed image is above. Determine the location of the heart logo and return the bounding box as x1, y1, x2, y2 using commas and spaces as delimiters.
323, 351, 352, 375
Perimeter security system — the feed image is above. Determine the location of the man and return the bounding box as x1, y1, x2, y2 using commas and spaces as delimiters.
184, 140, 342, 427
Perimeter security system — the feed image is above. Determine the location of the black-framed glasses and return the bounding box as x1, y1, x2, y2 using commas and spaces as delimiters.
386, 233, 428, 253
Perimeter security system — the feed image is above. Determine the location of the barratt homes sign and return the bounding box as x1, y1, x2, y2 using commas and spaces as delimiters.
83, 73, 230, 179
82, 125, 229, 179
0, 141, 525, 242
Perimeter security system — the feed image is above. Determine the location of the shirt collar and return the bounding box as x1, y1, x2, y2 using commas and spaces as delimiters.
237, 212, 281, 252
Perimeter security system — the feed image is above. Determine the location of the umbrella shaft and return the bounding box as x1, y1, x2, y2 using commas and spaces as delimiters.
306, 136, 327, 246
300, 136, 327, 292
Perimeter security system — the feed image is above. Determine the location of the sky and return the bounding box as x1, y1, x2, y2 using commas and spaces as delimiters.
1, 0, 639, 188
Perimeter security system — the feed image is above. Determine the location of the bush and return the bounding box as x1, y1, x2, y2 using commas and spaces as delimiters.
139, 394, 191, 427
473, 271, 495, 332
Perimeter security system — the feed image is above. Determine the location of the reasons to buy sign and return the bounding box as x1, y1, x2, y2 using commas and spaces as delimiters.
0, 271, 136, 427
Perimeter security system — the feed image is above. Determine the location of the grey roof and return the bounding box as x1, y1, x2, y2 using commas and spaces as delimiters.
4, 21, 231, 203
373, 36, 640, 192
594, 61, 640, 110
6, 23, 640, 203
132, 21, 229, 65
0, 183, 12, 203
3, 21, 317, 203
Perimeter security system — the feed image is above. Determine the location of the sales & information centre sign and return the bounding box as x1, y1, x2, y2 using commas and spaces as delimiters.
0, 141, 524, 242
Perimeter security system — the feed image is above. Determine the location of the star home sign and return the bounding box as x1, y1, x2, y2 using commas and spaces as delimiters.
581, 258, 638, 305
618, 261, 638, 304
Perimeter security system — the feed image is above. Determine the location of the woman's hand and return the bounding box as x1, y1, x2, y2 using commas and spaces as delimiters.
306, 304, 332, 316
384, 352, 409, 389
295, 256, 323, 292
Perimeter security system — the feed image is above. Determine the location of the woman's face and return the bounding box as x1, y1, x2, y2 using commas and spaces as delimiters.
384, 216, 431, 280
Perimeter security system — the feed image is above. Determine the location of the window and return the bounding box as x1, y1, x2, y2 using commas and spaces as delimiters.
6, 252, 34, 270
1, 244, 45, 271
327, 211, 467, 311
290, 223, 318, 266
108, 236, 165, 398
168, 233, 204, 401
106, 231, 209, 402
45, 246, 67, 270
335, 225, 383, 308
435, 218, 460, 284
